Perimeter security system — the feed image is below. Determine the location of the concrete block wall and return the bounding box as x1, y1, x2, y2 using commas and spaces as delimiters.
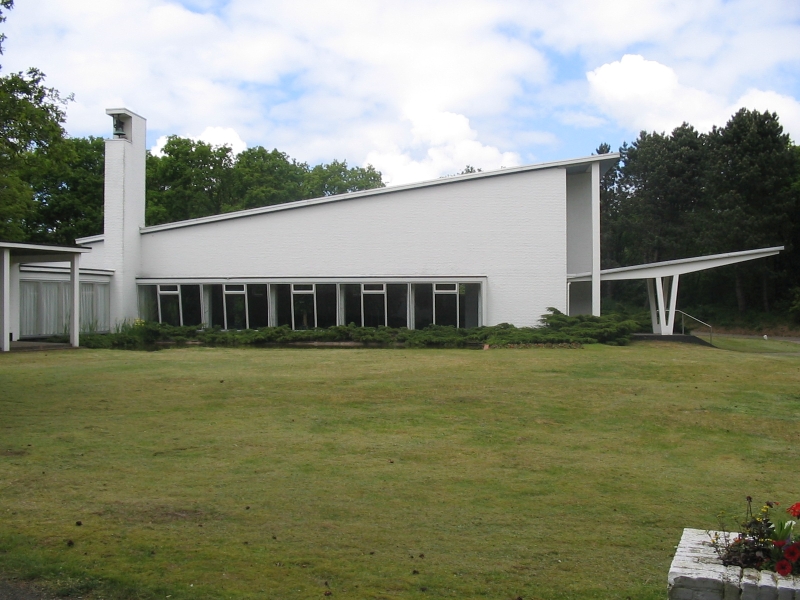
669, 529, 800, 599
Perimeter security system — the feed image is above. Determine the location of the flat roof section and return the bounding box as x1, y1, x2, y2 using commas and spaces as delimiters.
567, 246, 784, 282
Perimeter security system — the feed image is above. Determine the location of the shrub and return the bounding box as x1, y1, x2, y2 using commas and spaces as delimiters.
77, 309, 641, 350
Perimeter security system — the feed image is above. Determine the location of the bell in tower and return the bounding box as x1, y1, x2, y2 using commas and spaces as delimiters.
112, 116, 127, 139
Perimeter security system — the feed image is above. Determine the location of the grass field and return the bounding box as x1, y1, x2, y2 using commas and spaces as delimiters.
1, 341, 799, 599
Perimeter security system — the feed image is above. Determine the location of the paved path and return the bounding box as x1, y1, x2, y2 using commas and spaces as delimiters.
0, 580, 55, 600
709, 333, 800, 343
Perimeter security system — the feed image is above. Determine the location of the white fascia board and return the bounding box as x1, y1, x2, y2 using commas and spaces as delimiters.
75, 234, 104, 244
19, 265, 114, 276
0, 241, 91, 254
597, 247, 784, 281
140, 154, 620, 235
137, 275, 488, 285
105, 107, 146, 120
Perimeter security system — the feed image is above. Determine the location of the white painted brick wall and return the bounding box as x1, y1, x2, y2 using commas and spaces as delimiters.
669, 529, 800, 600
140, 168, 570, 327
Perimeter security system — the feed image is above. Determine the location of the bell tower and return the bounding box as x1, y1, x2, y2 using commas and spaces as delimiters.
104, 108, 146, 325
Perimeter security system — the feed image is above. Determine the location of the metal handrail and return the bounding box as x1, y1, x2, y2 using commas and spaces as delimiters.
675, 309, 713, 345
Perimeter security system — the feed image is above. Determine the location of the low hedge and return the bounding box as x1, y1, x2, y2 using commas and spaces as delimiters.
70, 309, 643, 350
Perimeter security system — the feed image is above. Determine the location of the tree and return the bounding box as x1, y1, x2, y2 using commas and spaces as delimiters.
25, 136, 104, 245
704, 109, 799, 311
612, 124, 708, 267
146, 136, 234, 226
0, 0, 14, 58
229, 147, 307, 210
0, 68, 70, 240
302, 160, 384, 198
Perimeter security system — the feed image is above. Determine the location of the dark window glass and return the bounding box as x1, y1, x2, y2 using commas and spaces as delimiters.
459, 283, 481, 328
247, 284, 269, 329
225, 293, 247, 329
435, 293, 457, 327
225, 284, 245, 292
293, 293, 315, 330
342, 284, 362, 326
435, 283, 457, 292
180, 285, 202, 327
413, 283, 433, 329
138, 285, 158, 322
209, 284, 225, 328
363, 293, 385, 327
316, 284, 337, 328
273, 284, 292, 327
159, 294, 181, 326
160, 284, 178, 292
387, 284, 408, 328
293, 284, 313, 292
363, 283, 383, 291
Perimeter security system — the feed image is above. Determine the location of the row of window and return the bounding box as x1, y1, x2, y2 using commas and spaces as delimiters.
138, 282, 482, 330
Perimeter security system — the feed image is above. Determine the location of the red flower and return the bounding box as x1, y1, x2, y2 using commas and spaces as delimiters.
773, 540, 787, 548
785, 543, 800, 563
788, 502, 800, 519
775, 559, 792, 577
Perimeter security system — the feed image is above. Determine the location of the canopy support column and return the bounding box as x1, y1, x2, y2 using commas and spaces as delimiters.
70, 253, 80, 348
1, 248, 9, 352
647, 278, 660, 334
647, 275, 680, 335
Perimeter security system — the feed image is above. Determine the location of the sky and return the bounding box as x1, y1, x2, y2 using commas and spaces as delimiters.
3, 0, 800, 185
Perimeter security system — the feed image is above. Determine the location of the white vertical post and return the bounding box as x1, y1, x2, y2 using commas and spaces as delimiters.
654, 276, 668, 336
70, 253, 80, 348
591, 162, 601, 316
646, 278, 659, 334
1, 248, 10, 352
664, 274, 680, 335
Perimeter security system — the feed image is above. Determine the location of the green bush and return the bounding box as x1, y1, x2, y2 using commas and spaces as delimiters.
73, 309, 643, 350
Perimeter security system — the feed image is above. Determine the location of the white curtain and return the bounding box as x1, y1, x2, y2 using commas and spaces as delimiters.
20, 282, 39, 337
95, 284, 110, 332
40, 282, 62, 335
80, 283, 95, 333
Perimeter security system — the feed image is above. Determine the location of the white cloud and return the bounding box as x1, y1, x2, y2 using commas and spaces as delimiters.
587, 54, 725, 133
586, 54, 800, 140
365, 111, 520, 185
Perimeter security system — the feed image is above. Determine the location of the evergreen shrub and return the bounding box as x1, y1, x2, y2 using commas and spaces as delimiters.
73, 309, 641, 350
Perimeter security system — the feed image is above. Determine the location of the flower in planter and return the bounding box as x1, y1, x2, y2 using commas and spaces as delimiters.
712, 497, 799, 576
776, 559, 793, 577
788, 502, 800, 519
785, 543, 800, 563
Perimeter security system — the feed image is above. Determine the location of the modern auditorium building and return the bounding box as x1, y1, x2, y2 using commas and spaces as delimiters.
0, 108, 781, 351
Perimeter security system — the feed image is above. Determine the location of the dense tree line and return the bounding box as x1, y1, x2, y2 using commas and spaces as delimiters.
145, 136, 384, 226
599, 108, 800, 315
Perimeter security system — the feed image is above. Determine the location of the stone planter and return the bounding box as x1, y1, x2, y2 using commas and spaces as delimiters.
669, 528, 800, 599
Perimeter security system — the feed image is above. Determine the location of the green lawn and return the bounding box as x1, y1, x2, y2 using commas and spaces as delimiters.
1, 343, 799, 599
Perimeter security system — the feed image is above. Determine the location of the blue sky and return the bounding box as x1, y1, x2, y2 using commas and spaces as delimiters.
4, 0, 800, 184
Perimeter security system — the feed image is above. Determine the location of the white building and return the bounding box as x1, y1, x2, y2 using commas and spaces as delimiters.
0, 108, 782, 351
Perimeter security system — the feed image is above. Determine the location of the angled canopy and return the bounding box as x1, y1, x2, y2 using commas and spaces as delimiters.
567, 246, 784, 335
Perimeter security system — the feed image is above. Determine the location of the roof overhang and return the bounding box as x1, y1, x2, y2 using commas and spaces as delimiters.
568, 246, 784, 282
0, 240, 91, 264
